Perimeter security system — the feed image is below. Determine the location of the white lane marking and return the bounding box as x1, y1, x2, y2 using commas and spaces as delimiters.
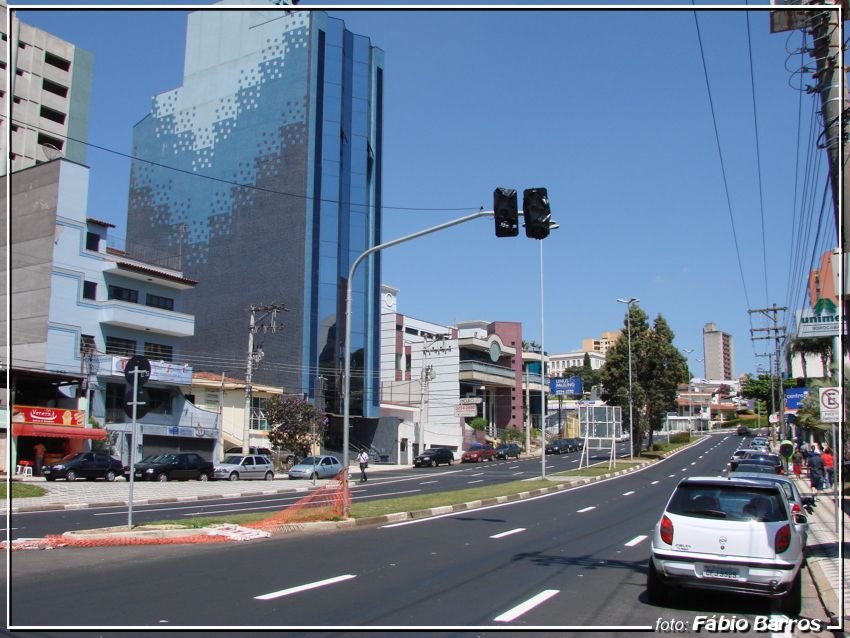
490, 527, 526, 539
255, 574, 356, 600
622, 491, 635, 496
494, 589, 559, 622
508, 465, 520, 469
180, 489, 423, 515
467, 480, 484, 484
651, 480, 659, 485
624, 534, 648, 547
690, 462, 696, 466
470, 473, 485, 477
511, 472, 525, 476
668, 474, 676, 478
577, 506, 596, 513
419, 480, 438, 485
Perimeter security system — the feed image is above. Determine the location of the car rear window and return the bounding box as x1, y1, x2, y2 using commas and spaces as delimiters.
667, 483, 787, 522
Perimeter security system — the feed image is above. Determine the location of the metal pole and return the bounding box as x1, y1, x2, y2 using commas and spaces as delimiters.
343, 210, 493, 516
626, 307, 634, 461
540, 240, 546, 479
127, 367, 139, 529
242, 308, 255, 456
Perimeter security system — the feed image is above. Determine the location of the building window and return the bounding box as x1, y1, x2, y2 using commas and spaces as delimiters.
145, 293, 174, 311
80, 334, 95, 354
42, 78, 68, 98
250, 397, 269, 431
82, 280, 97, 300
147, 388, 173, 415
44, 51, 71, 72
37, 133, 64, 151
108, 285, 138, 303
105, 336, 136, 357
40, 105, 67, 125
144, 342, 173, 362
85, 232, 100, 251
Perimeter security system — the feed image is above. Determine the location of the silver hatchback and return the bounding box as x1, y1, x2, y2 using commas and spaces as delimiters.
213, 454, 274, 481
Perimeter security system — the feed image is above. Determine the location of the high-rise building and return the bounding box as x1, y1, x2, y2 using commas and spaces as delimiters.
702, 322, 735, 380
1, 11, 93, 174
126, 9, 384, 418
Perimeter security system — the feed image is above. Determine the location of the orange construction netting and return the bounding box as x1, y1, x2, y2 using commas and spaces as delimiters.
246, 469, 351, 532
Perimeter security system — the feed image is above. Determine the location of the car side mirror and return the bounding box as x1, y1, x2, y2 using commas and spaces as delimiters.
793, 513, 808, 525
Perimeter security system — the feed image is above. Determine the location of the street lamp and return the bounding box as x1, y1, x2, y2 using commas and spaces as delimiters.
539, 222, 559, 478
616, 297, 639, 460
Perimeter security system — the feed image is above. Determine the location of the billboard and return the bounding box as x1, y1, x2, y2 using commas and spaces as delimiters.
784, 387, 810, 411
549, 377, 583, 396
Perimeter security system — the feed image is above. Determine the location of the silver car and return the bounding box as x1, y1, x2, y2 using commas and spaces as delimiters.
729, 472, 813, 547
287, 455, 342, 480
213, 454, 274, 481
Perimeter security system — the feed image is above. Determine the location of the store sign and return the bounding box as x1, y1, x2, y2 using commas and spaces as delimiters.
796, 298, 840, 338
111, 356, 192, 385
11, 405, 85, 427
550, 377, 583, 396
784, 387, 809, 411
455, 403, 478, 417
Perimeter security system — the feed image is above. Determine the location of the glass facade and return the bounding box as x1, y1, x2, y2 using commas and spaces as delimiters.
126, 10, 383, 418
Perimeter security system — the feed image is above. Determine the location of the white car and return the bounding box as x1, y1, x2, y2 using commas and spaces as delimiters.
648, 476, 806, 616
213, 454, 274, 481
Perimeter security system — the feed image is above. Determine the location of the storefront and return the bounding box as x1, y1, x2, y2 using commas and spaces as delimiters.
11, 405, 108, 474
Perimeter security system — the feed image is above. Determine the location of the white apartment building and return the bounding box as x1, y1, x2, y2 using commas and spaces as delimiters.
548, 350, 606, 377
703, 322, 735, 380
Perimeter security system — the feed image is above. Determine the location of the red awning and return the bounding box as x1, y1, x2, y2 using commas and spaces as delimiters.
12, 423, 108, 440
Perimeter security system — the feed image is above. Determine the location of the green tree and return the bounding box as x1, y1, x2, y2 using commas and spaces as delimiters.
561, 352, 599, 394
599, 305, 688, 454
468, 416, 488, 431
266, 395, 328, 457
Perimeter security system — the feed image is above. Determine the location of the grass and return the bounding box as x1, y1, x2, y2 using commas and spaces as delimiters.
0, 483, 47, 499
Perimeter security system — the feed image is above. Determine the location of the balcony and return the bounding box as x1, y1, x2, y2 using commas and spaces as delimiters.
99, 300, 194, 337
458, 360, 516, 387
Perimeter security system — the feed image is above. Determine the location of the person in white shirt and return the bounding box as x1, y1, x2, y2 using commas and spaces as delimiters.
357, 449, 369, 483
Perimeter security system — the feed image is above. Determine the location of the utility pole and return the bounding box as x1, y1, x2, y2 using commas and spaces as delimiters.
243, 303, 287, 455
750, 305, 787, 439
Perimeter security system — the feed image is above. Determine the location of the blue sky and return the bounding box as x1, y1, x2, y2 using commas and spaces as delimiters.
13, 3, 837, 379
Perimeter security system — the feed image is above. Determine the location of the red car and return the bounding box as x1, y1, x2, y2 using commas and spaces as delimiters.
461, 443, 497, 463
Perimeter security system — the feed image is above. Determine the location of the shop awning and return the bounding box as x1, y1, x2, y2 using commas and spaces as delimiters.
12, 423, 108, 440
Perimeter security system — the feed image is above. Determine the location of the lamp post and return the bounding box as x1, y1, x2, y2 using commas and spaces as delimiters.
681, 348, 694, 425
616, 297, 639, 460
539, 223, 559, 478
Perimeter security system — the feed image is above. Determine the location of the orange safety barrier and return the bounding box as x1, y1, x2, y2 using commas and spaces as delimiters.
246, 469, 351, 532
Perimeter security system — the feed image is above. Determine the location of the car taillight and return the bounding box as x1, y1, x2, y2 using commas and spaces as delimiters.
660, 515, 674, 545
775, 524, 791, 553
791, 503, 801, 514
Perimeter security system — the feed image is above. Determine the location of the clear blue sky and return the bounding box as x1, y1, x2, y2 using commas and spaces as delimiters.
14, 3, 837, 379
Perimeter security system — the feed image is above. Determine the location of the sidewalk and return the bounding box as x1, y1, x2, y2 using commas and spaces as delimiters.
789, 472, 848, 631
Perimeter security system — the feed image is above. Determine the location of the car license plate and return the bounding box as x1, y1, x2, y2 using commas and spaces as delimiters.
135, 472, 143, 478
702, 565, 739, 580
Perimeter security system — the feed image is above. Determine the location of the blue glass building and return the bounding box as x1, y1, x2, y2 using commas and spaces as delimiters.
126, 9, 384, 418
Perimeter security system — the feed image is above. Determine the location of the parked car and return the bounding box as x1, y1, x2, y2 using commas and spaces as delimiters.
739, 451, 784, 474
43, 452, 124, 482
213, 454, 275, 481
750, 437, 769, 449
736, 425, 750, 436
287, 455, 342, 480
729, 458, 783, 475
545, 439, 573, 454
413, 448, 454, 467
495, 443, 522, 460
129, 453, 214, 482
225, 446, 296, 467
461, 443, 497, 463
647, 476, 806, 616
567, 437, 585, 451
731, 472, 813, 547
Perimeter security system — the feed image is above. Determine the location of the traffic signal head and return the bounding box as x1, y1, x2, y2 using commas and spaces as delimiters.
523, 187, 551, 239
493, 187, 519, 238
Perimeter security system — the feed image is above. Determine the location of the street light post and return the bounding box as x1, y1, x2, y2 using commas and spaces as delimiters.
539, 223, 559, 478
616, 297, 639, 460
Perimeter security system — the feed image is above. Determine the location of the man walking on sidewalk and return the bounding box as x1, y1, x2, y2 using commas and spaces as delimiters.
357, 448, 369, 483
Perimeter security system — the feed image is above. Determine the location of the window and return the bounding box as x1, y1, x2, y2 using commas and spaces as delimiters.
145, 293, 174, 311
40, 105, 66, 125
105, 336, 136, 357
80, 334, 95, 353
250, 397, 269, 431
147, 388, 173, 415
42, 78, 68, 98
144, 342, 173, 362
44, 51, 71, 72
82, 281, 97, 300
37, 133, 63, 151
108, 285, 138, 303
85, 232, 100, 252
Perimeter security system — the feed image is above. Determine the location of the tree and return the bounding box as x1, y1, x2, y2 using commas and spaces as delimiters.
265, 395, 328, 457
599, 305, 688, 454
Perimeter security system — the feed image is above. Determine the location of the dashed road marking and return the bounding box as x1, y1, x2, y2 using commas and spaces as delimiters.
622, 491, 635, 496
624, 535, 648, 547
494, 589, 559, 622
255, 574, 356, 600
490, 528, 526, 539
577, 506, 596, 513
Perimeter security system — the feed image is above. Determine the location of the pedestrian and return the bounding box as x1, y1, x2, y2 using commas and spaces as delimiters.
807, 448, 825, 500
822, 446, 834, 490
357, 448, 369, 483
33, 441, 46, 477
792, 447, 803, 479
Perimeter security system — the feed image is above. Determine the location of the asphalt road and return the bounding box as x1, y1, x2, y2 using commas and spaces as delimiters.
10, 432, 826, 633
8, 444, 632, 538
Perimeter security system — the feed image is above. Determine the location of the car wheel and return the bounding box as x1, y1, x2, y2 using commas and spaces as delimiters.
156, 472, 169, 482
779, 572, 802, 617
65, 470, 77, 481
646, 559, 668, 606
45, 476, 56, 482
448, 458, 453, 466
199, 473, 210, 482
229, 472, 239, 481
430, 460, 437, 467
105, 470, 116, 482
264, 471, 273, 481
310, 472, 318, 480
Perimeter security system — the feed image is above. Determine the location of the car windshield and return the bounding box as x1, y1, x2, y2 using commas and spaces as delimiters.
668, 483, 786, 522
222, 456, 243, 465
298, 456, 321, 465
61, 453, 83, 462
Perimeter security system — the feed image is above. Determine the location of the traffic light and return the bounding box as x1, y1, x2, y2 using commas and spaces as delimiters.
523, 187, 551, 239
493, 187, 518, 237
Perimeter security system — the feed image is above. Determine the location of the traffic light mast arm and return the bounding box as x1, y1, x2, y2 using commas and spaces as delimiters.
341, 208, 493, 513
